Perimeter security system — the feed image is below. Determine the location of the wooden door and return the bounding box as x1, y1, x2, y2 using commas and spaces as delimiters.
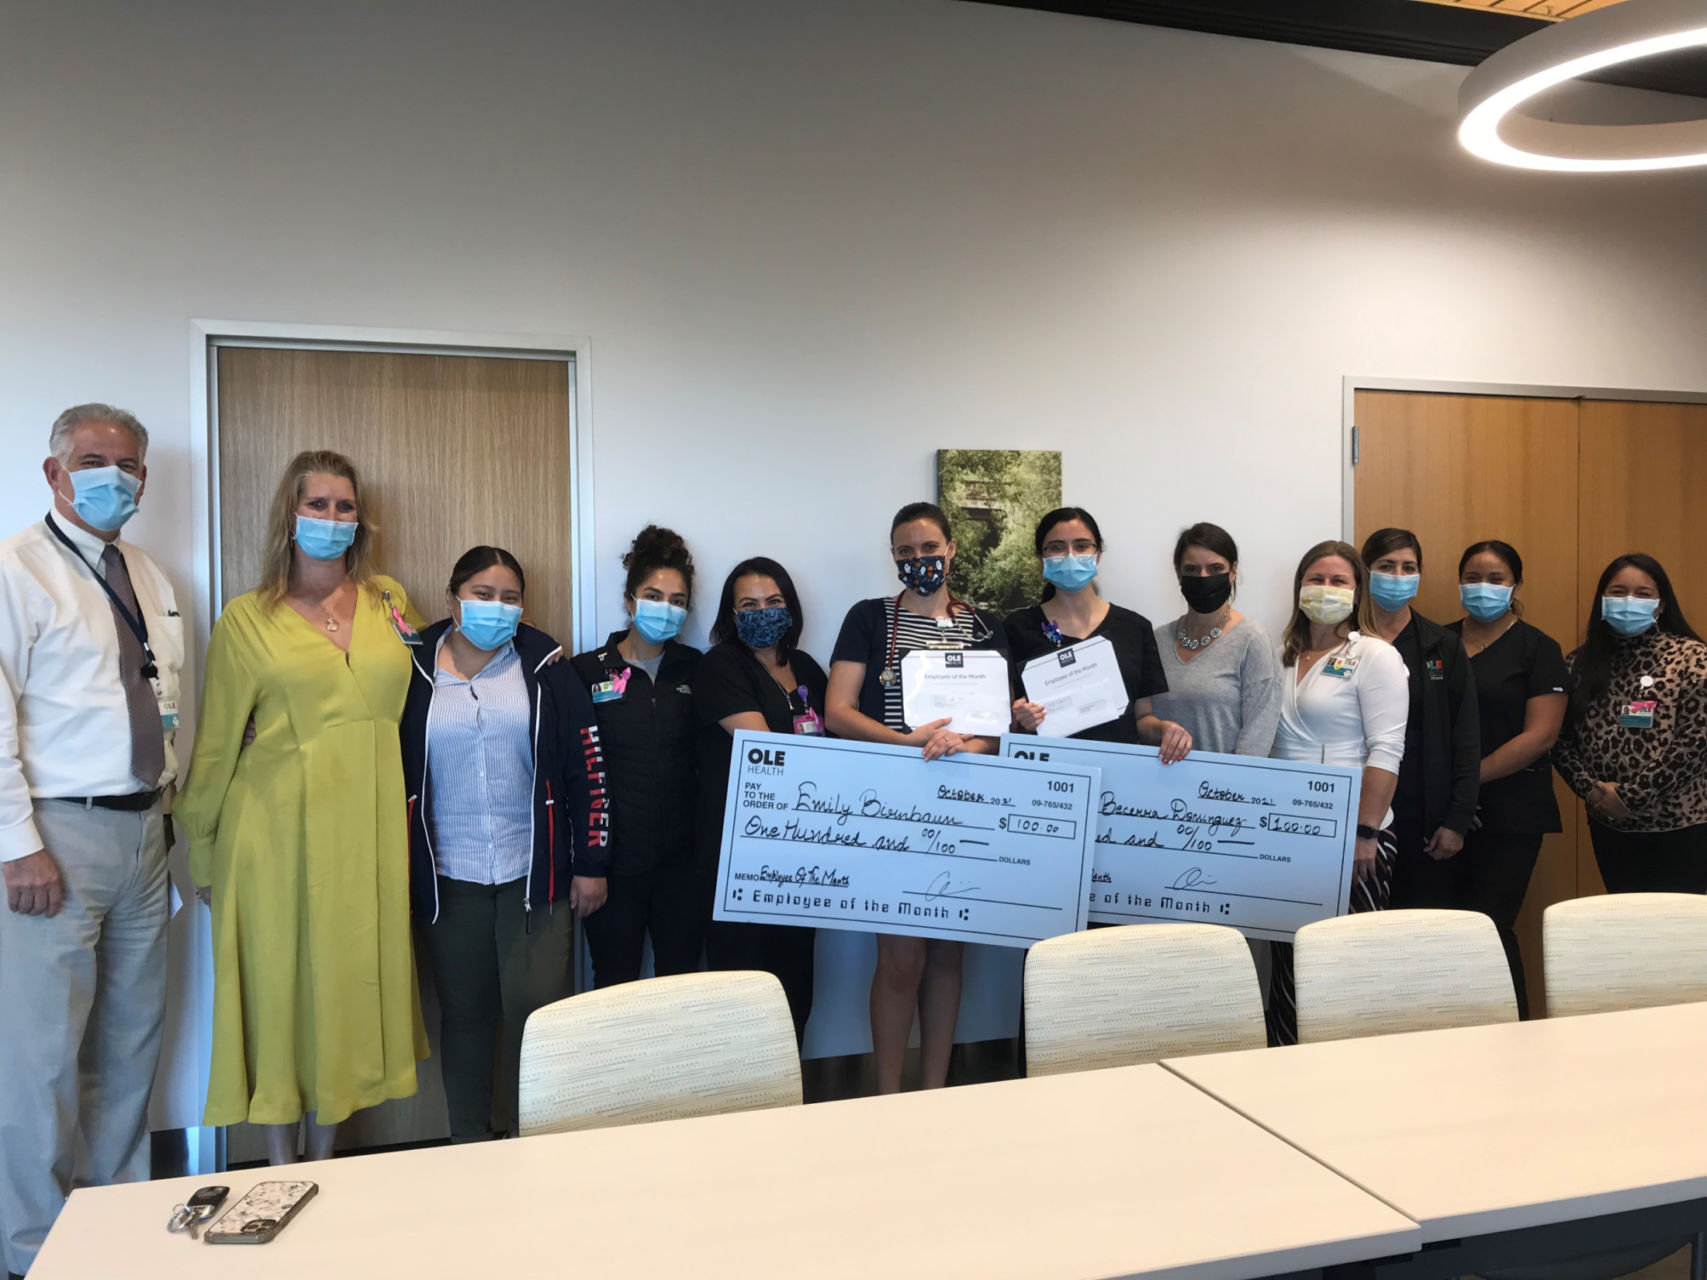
1576, 400, 1707, 894
216, 348, 573, 639
1353, 390, 1582, 1017
214, 347, 574, 1160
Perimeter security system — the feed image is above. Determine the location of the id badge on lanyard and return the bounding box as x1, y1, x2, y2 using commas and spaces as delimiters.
1323, 654, 1359, 680
593, 668, 631, 704
152, 678, 179, 731
382, 590, 423, 647
1621, 675, 1657, 729
791, 686, 825, 735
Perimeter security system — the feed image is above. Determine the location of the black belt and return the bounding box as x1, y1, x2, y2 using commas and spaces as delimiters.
51, 790, 162, 812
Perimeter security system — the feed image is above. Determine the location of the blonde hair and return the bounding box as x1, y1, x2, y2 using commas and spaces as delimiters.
1281, 539, 1379, 667
258, 450, 378, 605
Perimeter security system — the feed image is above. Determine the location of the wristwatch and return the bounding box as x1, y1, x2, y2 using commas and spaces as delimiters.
1356, 824, 1379, 840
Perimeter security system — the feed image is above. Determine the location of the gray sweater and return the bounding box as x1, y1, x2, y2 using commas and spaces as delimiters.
1151, 616, 1283, 758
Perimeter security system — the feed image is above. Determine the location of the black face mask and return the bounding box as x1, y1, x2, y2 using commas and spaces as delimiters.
1179, 572, 1233, 615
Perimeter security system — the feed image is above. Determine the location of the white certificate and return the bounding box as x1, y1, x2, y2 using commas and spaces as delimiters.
1020, 634, 1127, 738
1003, 735, 1362, 941
900, 648, 1011, 736
714, 731, 1100, 946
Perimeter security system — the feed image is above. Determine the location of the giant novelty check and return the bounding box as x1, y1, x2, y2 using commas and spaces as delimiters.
1003, 735, 1362, 940
714, 731, 1101, 946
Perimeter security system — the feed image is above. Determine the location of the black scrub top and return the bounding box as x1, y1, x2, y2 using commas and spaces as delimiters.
694, 641, 830, 877
1005, 603, 1168, 745
1446, 618, 1569, 834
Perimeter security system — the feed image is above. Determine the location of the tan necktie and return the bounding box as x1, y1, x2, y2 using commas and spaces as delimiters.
100, 544, 165, 789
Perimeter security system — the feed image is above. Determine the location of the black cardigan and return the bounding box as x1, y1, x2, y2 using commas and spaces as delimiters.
1400, 612, 1482, 837
400, 620, 608, 923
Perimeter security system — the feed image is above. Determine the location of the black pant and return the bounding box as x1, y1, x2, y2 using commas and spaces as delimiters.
703, 901, 816, 1046
1388, 819, 1462, 909
1589, 822, 1707, 895
418, 877, 573, 1141
582, 862, 706, 988
1453, 831, 1543, 1020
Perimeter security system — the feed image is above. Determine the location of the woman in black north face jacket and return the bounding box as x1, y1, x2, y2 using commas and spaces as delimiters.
569, 525, 704, 988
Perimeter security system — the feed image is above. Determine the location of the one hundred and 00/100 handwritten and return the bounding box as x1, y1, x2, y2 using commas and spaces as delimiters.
714, 732, 1100, 947
1003, 735, 1362, 941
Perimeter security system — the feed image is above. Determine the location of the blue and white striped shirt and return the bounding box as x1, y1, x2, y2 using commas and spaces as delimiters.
427, 641, 535, 885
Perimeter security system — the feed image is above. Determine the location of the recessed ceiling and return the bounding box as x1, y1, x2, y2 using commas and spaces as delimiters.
969, 0, 1707, 96
1416, 0, 1627, 20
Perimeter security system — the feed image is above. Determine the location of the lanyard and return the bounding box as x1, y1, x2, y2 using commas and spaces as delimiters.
45, 514, 158, 679
881, 591, 984, 682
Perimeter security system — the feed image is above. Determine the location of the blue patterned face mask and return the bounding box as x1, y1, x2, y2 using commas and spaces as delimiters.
735, 606, 792, 650
896, 555, 947, 596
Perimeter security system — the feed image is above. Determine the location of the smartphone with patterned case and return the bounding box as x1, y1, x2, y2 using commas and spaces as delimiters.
204, 1180, 317, 1245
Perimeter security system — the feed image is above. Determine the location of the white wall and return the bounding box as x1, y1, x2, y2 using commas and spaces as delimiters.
5, 0, 1707, 1115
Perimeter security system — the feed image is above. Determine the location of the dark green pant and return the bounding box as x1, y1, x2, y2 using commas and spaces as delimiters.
419, 877, 573, 1141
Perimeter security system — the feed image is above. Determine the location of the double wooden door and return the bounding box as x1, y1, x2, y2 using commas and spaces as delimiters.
1353, 390, 1707, 1015
214, 346, 575, 1159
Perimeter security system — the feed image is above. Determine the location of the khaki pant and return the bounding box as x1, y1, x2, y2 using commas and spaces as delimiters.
0, 800, 168, 1276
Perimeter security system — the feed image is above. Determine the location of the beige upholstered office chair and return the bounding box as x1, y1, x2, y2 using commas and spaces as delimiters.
516, 971, 801, 1137
1544, 892, 1707, 1018
1023, 923, 1267, 1076
1293, 909, 1517, 1044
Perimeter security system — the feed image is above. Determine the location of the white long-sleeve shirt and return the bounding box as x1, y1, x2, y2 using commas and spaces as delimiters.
1272, 631, 1408, 827
0, 516, 184, 860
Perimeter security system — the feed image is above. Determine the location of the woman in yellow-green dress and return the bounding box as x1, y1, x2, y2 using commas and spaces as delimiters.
180, 449, 428, 1165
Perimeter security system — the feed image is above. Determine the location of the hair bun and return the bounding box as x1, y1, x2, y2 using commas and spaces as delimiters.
622, 524, 691, 570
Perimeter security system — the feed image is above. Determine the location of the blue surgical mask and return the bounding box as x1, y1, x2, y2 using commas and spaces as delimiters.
1041, 554, 1098, 593
1369, 572, 1420, 612
67, 465, 141, 532
896, 556, 947, 596
632, 599, 686, 644
457, 599, 523, 650
735, 606, 792, 650
294, 514, 358, 561
1602, 596, 1660, 637
1459, 583, 1513, 623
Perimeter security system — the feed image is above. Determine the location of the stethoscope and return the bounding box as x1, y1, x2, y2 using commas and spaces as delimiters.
877, 590, 992, 686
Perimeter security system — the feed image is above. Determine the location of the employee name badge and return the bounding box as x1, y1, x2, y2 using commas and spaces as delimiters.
1619, 700, 1657, 730
592, 668, 631, 704
793, 708, 825, 736
150, 677, 179, 732
382, 590, 423, 647
1323, 654, 1360, 680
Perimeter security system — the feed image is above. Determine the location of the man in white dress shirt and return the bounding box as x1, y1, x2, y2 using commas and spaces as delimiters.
0, 405, 184, 1278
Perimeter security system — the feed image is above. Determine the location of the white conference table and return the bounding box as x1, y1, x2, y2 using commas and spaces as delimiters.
33, 1063, 1418, 1280
1165, 1001, 1707, 1272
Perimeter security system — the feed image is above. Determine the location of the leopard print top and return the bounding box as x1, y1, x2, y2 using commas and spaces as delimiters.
1553, 630, 1707, 832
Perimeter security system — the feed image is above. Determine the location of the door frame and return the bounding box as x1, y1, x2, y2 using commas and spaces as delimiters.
1339, 376, 1707, 539
181, 320, 595, 1173
188, 319, 597, 656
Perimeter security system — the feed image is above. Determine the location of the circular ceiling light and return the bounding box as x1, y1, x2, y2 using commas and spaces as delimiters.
1458, 0, 1707, 172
